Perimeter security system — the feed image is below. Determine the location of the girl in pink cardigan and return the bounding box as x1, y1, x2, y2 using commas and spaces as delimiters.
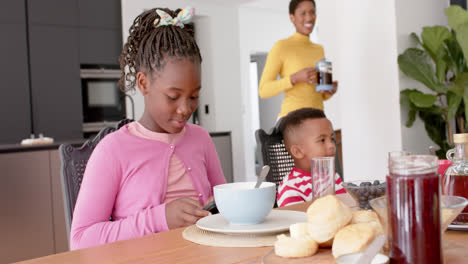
70, 7, 226, 250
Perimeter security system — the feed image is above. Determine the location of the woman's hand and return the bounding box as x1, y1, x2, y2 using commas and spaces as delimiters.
319, 80, 338, 96
165, 197, 210, 229
290, 67, 317, 85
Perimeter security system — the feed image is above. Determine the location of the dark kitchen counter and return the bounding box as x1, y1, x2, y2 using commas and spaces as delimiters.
0, 131, 231, 154
0, 139, 87, 154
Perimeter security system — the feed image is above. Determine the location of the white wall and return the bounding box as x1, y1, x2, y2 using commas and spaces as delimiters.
316, 0, 402, 181
396, 0, 450, 155
121, 0, 246, 181
238, 6, 295, 181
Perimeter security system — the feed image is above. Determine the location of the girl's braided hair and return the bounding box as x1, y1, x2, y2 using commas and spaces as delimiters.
118, 8, 202, 92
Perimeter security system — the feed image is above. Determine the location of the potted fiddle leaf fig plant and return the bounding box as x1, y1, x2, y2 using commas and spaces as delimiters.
399, 5, 468, 158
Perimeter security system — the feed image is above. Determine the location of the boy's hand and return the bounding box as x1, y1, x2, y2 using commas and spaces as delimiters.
165, 198, 210, 229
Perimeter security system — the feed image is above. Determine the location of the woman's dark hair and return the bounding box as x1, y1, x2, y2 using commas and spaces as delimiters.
279, 107, 326, 137
118, 8, 202, 92
289, 0, 316, 15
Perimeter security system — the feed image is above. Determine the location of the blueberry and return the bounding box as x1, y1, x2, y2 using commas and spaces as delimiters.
360, 182, 367, 187
348, 183, 357, 187
373, 180, 380, 186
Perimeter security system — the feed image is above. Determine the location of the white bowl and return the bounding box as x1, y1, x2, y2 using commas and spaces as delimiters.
213, 181, 276, 225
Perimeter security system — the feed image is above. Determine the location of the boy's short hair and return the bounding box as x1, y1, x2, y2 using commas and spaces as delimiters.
279, 108, 327, 150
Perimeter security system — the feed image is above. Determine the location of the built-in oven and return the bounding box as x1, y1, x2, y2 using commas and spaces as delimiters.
80, 65, 129, 138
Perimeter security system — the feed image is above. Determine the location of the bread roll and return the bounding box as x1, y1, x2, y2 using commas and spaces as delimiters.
306, 195, 352, 243
275, 234, 318, 258
290, 223, 310, 239
351, 210, 379, 224
332, 223, 375, 258
351, 210, 384, 236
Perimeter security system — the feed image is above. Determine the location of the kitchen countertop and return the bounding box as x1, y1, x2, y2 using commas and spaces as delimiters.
0, 139, 87, 154
0, 131, 231, 154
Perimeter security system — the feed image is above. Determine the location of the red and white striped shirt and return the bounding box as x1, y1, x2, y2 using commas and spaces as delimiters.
277, 167, 345, 207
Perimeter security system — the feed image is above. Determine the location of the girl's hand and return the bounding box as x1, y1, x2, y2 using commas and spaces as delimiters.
203, 196, 215, 207
320, 80, 338, 96
165, 198, 210, 229
290, 67, 317, 85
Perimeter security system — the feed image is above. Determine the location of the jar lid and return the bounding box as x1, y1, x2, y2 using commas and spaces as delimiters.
453, 133, 468, 143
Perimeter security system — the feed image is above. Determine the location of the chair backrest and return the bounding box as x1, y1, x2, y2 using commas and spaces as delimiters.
58, 119, 133, 242
255, 128, 295, 190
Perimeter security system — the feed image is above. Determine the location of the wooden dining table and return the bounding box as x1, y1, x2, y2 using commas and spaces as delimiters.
16, 194, 468, 264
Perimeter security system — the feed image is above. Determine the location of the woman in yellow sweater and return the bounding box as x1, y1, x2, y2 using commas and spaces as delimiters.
259, 0, 337, 118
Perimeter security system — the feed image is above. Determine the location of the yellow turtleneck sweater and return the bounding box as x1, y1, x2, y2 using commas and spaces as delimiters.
259, 32, 329, 118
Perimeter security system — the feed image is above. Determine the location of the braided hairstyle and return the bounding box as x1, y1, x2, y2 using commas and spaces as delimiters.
289, 0, 316, 14
118, 8, 202, 92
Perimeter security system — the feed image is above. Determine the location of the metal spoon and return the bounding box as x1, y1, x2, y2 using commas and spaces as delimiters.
255, 165, 270, 188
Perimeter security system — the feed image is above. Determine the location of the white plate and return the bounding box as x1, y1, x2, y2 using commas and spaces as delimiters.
196, 210, 306, 235
448, 224, 468, 231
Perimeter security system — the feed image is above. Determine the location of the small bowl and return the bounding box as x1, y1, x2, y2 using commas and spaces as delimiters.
369, 195, 468, 232
213, 181, 276, 225
335, 253, 389, 264
343, 180, 386, 210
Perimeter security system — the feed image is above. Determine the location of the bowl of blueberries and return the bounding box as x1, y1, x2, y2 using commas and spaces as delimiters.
342, 180, 386, 210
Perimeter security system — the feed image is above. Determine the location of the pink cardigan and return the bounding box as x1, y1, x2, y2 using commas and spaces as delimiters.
70, 123, 226, 250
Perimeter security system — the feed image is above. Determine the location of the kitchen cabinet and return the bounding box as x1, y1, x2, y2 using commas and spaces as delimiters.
0, 151, 55, 263
0, 0, 31, 145
0, 0, 123, 145
78, 0, 122, 65
79, 27, 122, 65
28, 25, 83, 141
211, 132, 233, 183
27, 0, 79, 26
0, 150, 68, 263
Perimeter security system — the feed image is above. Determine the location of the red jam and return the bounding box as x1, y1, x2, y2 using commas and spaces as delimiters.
444, 174, 468, 223
387, 172, 442, 264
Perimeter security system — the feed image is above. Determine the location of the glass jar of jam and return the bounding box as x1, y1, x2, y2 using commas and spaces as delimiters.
443, 133, 468, 224
387, 155, 441, 264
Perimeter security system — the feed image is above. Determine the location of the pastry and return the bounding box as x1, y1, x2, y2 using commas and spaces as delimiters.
289, 223, 310, 239
274, 234, 318, 258
332, 223, 375, 258
351, 210, 384, 235
306, 195, 352, 243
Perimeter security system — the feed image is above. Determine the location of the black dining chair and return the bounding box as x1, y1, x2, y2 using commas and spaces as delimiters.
59, 119, 133, 243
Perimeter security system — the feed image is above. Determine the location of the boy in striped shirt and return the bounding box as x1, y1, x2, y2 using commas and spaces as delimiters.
277, 108, 345, 207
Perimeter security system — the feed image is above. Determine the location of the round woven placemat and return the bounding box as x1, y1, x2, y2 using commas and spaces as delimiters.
183, 225, 284, 247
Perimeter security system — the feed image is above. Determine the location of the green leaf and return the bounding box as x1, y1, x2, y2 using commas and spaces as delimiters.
400, 89, 418, 109
444, 36, 465, 76
406, 109, 417, 127
421, 26, 451, 61
435, 57, 447, 82
410, 32, 423, 47
398, 48, 443, 92
447, 91, 462, 120
446, 5, 468, 29
409, 92, 437, 108
453, 23, 468, 65
419, 111, 447, 147
446, 6, 468, 67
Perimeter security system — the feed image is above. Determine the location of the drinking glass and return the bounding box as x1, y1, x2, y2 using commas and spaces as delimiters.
311, 157, 335, 200
387, 154, 441, 264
